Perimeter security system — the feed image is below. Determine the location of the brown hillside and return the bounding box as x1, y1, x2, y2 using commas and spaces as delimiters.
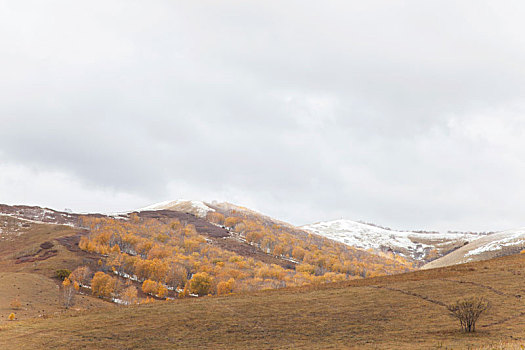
3, 253, 525, 349
423, 229, 525, 270
0, 204, 413, 321
0, 215, 111, 323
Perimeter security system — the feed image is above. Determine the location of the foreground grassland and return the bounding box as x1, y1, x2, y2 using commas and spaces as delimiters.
3, 253, 525, 349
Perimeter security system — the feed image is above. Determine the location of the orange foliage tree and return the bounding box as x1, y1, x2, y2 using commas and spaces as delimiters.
189, 272, 213, 296
122, 285, 139, 305
91, 272, 117, 298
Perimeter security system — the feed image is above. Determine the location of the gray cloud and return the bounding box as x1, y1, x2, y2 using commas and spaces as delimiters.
2, 1, 525, 231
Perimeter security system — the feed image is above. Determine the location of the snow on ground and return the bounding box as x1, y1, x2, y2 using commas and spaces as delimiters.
0, 213, 74, 227
137, 199, 215, 217
112, 298, 127, 305
138, 199, 185, 211
302, 219, 483, 260
465, 228, 525, 257
423, 227, 525, 269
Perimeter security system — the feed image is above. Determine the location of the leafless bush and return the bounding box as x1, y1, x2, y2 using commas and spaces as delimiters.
447, 296, 489, 332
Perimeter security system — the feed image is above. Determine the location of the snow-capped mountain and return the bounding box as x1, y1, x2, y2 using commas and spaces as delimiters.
422, 227, 525, 269
302, 219, 485, 262
137, 199, 215, 218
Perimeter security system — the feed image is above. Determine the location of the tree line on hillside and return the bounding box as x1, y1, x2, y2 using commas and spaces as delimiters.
209, 211, 415, 277
73, 213, 414, 304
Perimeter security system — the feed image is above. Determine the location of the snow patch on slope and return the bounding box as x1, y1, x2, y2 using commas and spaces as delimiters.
0, 213, 74, 227
302, 219, 482, 260
422, 227, 525, 269
465, 228, 525, 257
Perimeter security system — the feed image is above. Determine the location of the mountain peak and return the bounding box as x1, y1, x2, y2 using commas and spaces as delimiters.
137, 199, 215, 218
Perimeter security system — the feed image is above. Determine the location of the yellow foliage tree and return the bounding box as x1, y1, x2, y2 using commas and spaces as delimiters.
157, 284, 168, 298
70, 266, 91, 287
122, 285, 138, 305
60, 277, 76, 308
142, 279, 168, 298
142, 279, 157, 295
189, 272, 213, 296
91, 272, 116, 298
217, 278, 235, 295
166, 263, 187, 290
207, 212, 225, 225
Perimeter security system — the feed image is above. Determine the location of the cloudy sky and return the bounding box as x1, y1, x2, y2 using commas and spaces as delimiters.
2, 1, 525, 231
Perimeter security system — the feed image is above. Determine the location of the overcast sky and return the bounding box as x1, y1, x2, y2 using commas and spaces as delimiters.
2, 1, 525, 231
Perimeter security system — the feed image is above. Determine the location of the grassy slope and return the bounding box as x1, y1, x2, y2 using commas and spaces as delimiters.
3, 254, 525, 349
0, 216, 89, 276
423, 232, 525, 269
0, 216, 111, 323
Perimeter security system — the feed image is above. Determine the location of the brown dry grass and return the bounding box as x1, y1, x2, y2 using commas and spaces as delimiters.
0, 217, 91, 277
2, 253, 525, 349
0, 217, 111, 324
0, 272, 111, 323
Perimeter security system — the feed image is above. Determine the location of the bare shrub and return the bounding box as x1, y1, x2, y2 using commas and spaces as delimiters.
447, 296, 489, 332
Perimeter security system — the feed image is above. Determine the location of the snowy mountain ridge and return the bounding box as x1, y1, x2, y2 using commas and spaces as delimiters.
137, 199, 215, 218
422, 227, 525, 269
302, 219, 485, 262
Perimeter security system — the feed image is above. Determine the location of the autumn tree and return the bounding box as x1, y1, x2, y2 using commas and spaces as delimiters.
224, 217, 242, 230
217, 278, 235, 295
142, 279, 168, 298
122, 285, 138, 305
166, 263, 187, 290
448, 296, 490, 332
142, 279, 157, 295
296, 264, 315, 275
207, 212, 225, 225
179, 281, 190, 298
189, 272, 213, 296
91, 272, 117, 298
70, 266, 91, 287
60, 277, 76, 309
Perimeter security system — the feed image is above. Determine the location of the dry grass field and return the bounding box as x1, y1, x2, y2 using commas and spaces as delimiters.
2, 252, 525, 349
0, 215, 95, 277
